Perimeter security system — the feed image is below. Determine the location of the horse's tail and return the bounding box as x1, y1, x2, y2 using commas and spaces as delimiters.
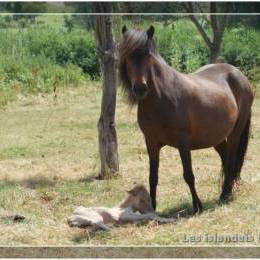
233, 110, 251, 182
222, 67, 254, 195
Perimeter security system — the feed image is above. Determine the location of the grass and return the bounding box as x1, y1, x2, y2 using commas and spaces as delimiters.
0, 82, 260, 246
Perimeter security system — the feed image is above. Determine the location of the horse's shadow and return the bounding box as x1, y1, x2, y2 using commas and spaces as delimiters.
78, 175, 99, 183
158, 198, 221, 220
70, 227, 99, 243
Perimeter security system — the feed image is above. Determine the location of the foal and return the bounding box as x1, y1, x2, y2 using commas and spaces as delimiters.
68, 185, 176, 231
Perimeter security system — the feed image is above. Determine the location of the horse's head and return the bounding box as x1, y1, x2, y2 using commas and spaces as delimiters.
123, 184, 154, 214
119, 25, 156, 101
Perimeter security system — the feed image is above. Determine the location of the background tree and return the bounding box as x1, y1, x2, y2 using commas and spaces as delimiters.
3, 2, 47, 22
228, 2, 260, 28
183, 2, 229, 63
94, 3, 119, 179
64, 2, 94, 31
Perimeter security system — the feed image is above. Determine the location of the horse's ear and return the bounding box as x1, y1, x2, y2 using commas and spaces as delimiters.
147, 25, 155, 39
122, 25, 128, 34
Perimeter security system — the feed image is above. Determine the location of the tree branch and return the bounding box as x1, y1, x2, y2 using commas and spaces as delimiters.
211, 3, 228, 49
183, 2, 212, 48
210, 3, 218, 33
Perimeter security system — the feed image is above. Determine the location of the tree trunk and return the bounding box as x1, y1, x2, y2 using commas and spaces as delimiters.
94, 3, 119, 179
209, 44, 221, 63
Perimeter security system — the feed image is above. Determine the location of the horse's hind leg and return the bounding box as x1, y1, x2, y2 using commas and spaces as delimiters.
214, 141, 227, 186
179, 146, 203, 214
214, 141, 227, 168
220, 111, 251, 202
219, 133, 240, 202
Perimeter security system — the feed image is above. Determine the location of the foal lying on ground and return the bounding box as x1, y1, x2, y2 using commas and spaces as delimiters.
68, 185, 176, 231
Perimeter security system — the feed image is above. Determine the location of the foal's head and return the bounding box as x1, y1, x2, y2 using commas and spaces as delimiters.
120, 184, 154, 213
119, 25, 156, 103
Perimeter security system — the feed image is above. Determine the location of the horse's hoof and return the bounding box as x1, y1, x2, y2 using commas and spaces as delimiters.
193, 206, 203, 215
193, 210, 202, 216
192, 199, 203, 215
219, 193, 232, 204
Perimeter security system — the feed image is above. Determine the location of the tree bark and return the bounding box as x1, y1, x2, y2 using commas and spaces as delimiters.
209, 45, 220, 63
94, 3, 119, 179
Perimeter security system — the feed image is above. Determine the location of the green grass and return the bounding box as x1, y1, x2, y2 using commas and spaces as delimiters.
0, 83, 260, 246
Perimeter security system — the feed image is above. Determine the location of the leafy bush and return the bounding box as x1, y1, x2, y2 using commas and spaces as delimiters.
64, 15, 94, 31
222, 27, 260, 71
247, 66, 260, 90
0, 54, 86, 94
0, 16, 100, 107
0, 21, 99, 79
26, 26, 99, 79
154, 20, 208, 72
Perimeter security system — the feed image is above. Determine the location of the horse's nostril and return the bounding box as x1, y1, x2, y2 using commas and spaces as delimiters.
140, 83, 147, 89
133, 85, 138, 93
132, 84, 148, 98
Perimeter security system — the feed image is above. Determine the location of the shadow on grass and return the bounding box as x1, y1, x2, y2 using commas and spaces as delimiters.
78, 172, 122, 183
71, 227, 111, 244
0, 174, 61, 190
78, 175, 99, 183
19, 175, 58, 189
71, 229, 93, 244
159, 198, 220, 219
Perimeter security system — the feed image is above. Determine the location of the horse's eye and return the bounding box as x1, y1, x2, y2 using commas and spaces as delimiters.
141, 49, 150, 56
134, 48, 149, 57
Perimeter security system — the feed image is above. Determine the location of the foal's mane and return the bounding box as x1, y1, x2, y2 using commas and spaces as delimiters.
119, 28, 170, 105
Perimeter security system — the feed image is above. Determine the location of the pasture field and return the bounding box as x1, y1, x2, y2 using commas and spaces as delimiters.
0, 83, 259, 246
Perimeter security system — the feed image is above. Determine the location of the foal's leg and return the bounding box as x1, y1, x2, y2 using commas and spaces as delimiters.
179, 146, 203, 214
146, 140, 161, 210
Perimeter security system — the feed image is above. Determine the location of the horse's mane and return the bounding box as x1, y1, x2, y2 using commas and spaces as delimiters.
118, 28, 171, 105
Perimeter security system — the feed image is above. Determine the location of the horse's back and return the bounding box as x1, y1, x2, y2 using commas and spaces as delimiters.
192, 63, 253, 109
194, 63, 236, 75
193, 63, 251, 90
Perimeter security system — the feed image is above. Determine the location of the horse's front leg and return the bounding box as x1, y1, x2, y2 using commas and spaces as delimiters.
178, 145, 203, 214
146, 139, 161, 210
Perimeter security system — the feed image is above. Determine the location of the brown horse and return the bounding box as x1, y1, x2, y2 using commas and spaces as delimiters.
119, 25, 254, 214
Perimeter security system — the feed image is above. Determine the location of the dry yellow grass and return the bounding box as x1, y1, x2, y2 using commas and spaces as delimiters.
0, 82, 260, 246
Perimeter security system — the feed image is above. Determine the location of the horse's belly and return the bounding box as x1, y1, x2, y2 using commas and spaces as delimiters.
189, 103, 238, 149
137, 88, 239, 150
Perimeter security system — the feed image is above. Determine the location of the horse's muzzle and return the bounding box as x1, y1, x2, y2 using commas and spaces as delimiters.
132, 83, 149, 99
